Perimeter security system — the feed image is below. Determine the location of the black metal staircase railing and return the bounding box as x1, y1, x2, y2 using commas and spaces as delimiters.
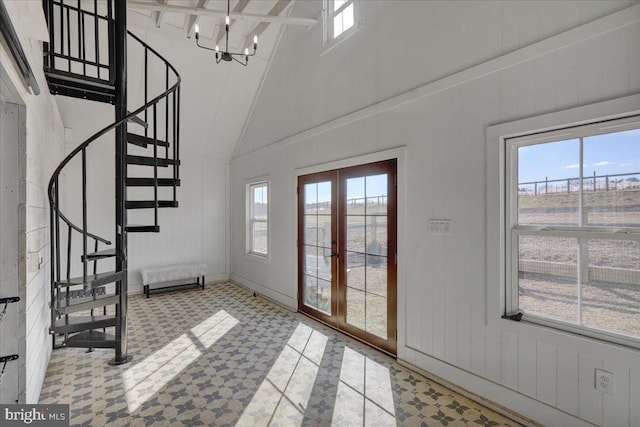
44, 0, 181, 364
43, 0, 115, 102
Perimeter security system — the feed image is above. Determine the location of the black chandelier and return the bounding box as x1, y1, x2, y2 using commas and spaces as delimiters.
194, 0, 257, 66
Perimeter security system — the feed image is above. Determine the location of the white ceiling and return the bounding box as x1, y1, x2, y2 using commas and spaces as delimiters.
55, 0, 318, 163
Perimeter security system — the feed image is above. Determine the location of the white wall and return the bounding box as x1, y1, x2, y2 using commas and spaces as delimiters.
0, 1, 66, 403
230, 1, 640, 426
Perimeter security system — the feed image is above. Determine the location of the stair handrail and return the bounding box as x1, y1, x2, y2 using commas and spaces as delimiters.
57, 211, 111, 245
47, 29, 181, 229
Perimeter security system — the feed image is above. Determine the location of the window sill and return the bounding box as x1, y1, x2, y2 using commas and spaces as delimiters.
489, 311, 640, 354
246, 252, 270, 264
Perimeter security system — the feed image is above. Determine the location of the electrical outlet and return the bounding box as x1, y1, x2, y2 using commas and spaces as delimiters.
595, 369, 616, 394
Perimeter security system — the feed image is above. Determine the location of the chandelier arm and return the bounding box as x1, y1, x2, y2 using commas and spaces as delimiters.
196, 39, 220, 53
231, 55, 247, 66
227, 49, 257, 57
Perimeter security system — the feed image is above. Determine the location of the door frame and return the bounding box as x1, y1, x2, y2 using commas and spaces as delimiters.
295, 148, 405, 356
297, 170, 338, 326
336, 160, 397, 354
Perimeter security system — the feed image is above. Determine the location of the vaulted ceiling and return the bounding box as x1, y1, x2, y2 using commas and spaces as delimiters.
55, 0, 318, 162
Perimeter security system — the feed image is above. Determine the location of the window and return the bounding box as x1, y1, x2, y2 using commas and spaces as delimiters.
248, 181, 269, 257
325, 0, 357, 43
505, 116, 640, 347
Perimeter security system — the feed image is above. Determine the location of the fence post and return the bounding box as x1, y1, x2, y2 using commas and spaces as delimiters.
567, 179, 570, 194
593, 171, 596, 191
545, 177, 548, 194
534, 182, 537, 195
606, 176, 609, 191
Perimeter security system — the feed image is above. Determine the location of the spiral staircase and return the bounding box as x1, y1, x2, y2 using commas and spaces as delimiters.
43, 0, 181, 364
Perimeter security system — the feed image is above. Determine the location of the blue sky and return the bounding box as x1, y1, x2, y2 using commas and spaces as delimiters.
518, 129, 639, 184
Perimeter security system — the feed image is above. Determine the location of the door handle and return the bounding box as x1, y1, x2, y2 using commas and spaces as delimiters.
330, 253, 339, 258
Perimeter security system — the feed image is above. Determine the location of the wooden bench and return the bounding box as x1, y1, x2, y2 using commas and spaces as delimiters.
141, 263, 207, 298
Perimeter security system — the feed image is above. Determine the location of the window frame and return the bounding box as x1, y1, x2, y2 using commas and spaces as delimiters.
486, 95, 640, 350
324, 0, 359, 47
246, 179, 270, 259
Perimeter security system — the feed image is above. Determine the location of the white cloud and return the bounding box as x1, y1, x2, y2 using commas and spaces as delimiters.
618, 162, 633, 167
594, 161, 615, 167
564, 164, 581, 169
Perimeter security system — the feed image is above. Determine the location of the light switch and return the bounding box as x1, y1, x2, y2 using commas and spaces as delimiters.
428, 219, 453, 235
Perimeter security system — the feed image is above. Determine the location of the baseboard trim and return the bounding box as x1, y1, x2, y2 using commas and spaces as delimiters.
399, 348, 591, 427
230, 273, 297, 311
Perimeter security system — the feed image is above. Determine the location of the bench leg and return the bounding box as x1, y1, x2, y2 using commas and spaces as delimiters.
144, 285, 149, 298
201, 276, 205, 290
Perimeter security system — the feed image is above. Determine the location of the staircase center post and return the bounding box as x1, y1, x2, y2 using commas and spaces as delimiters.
111, 0, 131, 365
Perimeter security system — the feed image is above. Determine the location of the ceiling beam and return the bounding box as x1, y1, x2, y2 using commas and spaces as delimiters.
186, 0, 209, 38
215, 0, 251, 44
154, 0, 167, 28
243, 0, 291, 49
128, 1, 318, 28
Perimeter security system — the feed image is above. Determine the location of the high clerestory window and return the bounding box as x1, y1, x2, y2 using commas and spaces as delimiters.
504, 115, 640, 347
247, 181, 269, 257
325, 0, 357, 43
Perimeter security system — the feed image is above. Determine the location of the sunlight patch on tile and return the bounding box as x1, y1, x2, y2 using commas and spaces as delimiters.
123, 310, 238, 413
331, 346, 395, 426
191, 309, 239, 348
236, 323, 327, 426
123, 334, 201, 413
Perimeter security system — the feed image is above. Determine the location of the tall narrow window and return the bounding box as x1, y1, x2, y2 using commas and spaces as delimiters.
326, 0, 357, 42
505, 116, 640, 347
248, 181, 269, 257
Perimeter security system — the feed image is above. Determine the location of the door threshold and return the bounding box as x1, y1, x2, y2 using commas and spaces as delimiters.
298, 310, 397, 358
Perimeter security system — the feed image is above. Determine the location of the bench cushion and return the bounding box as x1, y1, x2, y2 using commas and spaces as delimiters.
142, 263, 208, 285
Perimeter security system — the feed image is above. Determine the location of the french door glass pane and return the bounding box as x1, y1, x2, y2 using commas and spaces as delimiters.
303, 181, 332, 315
304, 183, 318, 214
304, 274, 318, 308
345, 173, 389, 339
346, 251, 365, 291
317, 215, 332, 248
365, 174, 388, 215
317, 279, 332, 314
365, 256, 387, 297
366, 216, 387, 255
346, 216, 365, 252
304, 215, 318, 245
346, 177, 365, 215
346, 287, 365, 330
366, 293, 387, 338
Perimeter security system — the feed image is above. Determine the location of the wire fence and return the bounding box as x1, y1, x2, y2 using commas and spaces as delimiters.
306, 195, 388, 212
519, 171, 640, 196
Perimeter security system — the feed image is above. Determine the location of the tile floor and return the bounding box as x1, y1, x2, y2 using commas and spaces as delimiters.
40, 282, 522, 426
